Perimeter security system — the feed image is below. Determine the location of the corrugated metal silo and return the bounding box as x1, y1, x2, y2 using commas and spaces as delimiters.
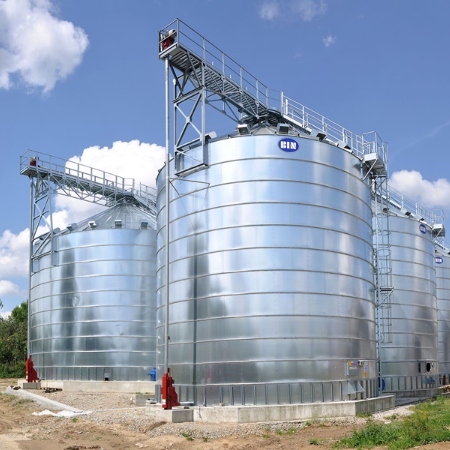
435, 250, 450, 382
379, 215, 438, 392
156, 126, 377, 405
29, 202, 157, 381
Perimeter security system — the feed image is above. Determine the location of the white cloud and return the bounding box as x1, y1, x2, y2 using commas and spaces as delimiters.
259, 0, 327, 22
69, 140, 165, 189
0, 229, 30, 278
322, 35, 336, 48
290, 0, 327, 21
0, 280, 20, 298
0, 0, 89, 93
389, 170, 450, 214
259, 2, 280, 20
52, 140, 165, 226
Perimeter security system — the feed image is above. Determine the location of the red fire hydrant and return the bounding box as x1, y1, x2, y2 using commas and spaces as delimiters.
161, 368, 180, 410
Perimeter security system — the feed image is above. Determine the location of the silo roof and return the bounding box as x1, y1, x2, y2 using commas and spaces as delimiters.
66, 201, 156, 233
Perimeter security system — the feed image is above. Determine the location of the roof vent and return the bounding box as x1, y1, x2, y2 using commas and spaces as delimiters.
237, 124, 250, 135
114, 220, 122, 228
277, 123, 290, 135
88, 221, 97, 229
310, 128, 327, 141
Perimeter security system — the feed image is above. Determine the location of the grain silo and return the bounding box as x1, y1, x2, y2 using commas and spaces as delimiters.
20, 151, 158, 382
155, 124, 378, 406
29, 202, 157, 381
378, 211, 438, 393
154, 19, 394, 407
435, 248, 450, 383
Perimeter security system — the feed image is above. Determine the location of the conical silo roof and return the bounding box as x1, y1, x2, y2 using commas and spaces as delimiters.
66, 201, 156, 233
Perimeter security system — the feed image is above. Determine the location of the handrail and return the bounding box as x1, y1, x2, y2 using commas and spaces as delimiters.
159, 19, 387, 162
386, 185, 441, 226
20, 150, 156, 208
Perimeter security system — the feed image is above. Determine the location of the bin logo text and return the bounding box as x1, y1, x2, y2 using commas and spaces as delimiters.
279, 138, 299, 152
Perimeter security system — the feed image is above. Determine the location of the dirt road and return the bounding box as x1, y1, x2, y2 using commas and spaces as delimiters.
0, 378, 443, 450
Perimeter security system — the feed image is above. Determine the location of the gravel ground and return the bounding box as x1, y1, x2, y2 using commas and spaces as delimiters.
25, 389, 416, 440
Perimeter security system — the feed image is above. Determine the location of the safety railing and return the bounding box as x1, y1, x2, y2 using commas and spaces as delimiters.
159, 19, 280, 112
20, 150, 156, 208
282, 95, 387, 161
159, 19, 387, 164
385, 185, 439, 226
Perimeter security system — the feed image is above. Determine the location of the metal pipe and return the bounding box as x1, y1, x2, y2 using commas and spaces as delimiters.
164, 56, 170, 375
27, 177, 33, 357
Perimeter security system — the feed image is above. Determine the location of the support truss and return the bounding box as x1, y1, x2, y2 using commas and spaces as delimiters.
20, 150, 157, 268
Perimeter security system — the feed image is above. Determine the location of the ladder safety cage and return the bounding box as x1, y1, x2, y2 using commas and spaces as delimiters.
159, 19, 387, 175
367, 161, 394, 346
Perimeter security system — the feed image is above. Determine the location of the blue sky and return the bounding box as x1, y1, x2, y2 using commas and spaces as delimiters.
1, 0, 450, 315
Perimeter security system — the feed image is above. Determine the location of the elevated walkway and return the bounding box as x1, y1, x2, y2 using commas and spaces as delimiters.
20, 150, 156, 212
159, 19, 387, 162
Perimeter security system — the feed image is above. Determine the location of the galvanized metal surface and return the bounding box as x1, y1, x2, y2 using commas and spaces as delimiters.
29, 203, 157, 381
435, 251, 450, 379
156, 131, 377, 404
378, 215, 438, 392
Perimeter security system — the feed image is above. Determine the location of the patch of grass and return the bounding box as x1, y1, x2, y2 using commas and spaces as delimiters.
262, 433, 272, 439
309, 438, 319, 445
181, 431, 194, 441
386, 414, 398, 421
275, 427, 297, 436
336, 396, 450, 450
356, 412, 373, 418
72, 417, 78, 423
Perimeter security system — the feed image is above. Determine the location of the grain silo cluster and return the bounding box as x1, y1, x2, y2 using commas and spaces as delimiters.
20, 19, 448, 414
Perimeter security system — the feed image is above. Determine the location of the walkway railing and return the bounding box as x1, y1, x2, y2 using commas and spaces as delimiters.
159, 19, 387, 163
20, 150, 156, 211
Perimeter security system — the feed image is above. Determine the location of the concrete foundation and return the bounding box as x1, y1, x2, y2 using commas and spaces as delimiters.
145, 395, 395, 423
146, 404, 194, 423
133, 393, 156, 406
18, 381, 41, 390
387, 387, 444, 398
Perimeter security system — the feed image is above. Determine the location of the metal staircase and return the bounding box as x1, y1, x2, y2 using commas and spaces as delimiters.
158, 19, 387, 174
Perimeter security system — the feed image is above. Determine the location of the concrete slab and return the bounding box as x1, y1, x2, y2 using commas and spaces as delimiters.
19, 381, 41, 390
146, 404, 193, 423
5, 387, 83, 412
145, 395, 396, 424
133, 393, 156, 406
388, 387, 443, 398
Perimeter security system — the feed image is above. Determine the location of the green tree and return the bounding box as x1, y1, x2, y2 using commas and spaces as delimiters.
0, 301, 28, 377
